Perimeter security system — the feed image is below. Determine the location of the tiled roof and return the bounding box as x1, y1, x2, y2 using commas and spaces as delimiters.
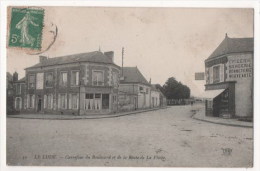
207, 35, 253, 59
26, 51, 117, 69
120, 67, 150, 86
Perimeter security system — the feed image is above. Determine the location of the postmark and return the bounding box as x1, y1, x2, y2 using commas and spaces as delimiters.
8, 7, 44, 50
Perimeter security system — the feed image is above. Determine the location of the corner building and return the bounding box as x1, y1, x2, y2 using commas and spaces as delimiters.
204, 35, 253, 118
24, 51, 120, 115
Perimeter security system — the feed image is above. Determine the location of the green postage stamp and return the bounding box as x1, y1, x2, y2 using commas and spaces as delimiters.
8, 7, 44, 50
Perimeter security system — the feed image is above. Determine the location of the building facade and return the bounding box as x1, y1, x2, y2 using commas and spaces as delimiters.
204, 35, 253, 118
119, 67, 152, 111
21, 51, 120, 115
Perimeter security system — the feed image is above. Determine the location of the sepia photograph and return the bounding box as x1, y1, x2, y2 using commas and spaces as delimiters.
1, 2, 258, 169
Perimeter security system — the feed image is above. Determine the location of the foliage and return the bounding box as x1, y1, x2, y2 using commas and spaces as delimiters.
162, 77, 190, 99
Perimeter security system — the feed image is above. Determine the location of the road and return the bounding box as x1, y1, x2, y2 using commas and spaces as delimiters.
6, 104, 253, 167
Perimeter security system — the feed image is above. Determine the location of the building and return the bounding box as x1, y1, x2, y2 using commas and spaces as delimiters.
150, 85, 161, 108
7, 72, 14, 114
21, 51, 120, 115
119, 67, 151, 110
203, 34, 253, 118
13, 76, 26, 112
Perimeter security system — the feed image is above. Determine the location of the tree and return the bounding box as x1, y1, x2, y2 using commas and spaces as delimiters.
163, 77, 190, 99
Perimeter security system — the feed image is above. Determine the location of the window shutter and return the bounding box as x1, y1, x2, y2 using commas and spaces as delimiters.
51, 94, 53, 109
27, 94, 29, 108
209, 67, 213, 84
77, 93, 79, 109
14, 98, 17, 109
65, 94, 67, 109
58, 94, 60, 109
32, 95, 35, 108
69, 94, 72, 109
220, 64, 224, 82
44, 95, 47, 109
76, 72, 79, 85
19, 98, 22, 109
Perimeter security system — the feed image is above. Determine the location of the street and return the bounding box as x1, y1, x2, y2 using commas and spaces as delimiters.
6, 104, 253, 167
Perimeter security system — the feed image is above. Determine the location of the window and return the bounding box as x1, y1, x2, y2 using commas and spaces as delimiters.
16, 84, 21, 95
69, 94, 79, 110
71, 71, 79, 86
139, 86, 143, 92
60, 72, 68, 86
112, 72, 118, 87
93, 71, 104, 86
36, 73, 44, 89
28, 94, 35, 108
59, 94, 67, 109
84, 93, 103, 110
146, 88, 149, 94
15, 97, 22, 110
207, 100, 213, 109
28, 75, 35, 89
213, 66, 220, 83
45, 72, 54, 87
85, 93, 94, 110
47, 94, 53, 109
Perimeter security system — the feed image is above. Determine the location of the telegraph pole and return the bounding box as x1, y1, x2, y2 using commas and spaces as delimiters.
122, 47, 124, 77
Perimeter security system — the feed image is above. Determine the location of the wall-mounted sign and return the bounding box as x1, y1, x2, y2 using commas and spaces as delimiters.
195, 72, 205, 80
227, 55, 252, 79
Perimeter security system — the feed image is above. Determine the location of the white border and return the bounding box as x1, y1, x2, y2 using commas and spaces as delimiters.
1, 1, 259, 171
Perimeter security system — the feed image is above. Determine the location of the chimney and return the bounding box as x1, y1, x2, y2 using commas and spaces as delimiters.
39, 56, 48, 63
104, 51, 114, 62
13, 72, 18, 82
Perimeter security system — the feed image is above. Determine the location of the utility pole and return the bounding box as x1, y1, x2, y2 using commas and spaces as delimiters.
122, 47, 124, 77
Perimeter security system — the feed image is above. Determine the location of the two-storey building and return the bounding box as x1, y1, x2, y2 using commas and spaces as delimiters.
23, 51, 120, 115
119, 67, 151, 111
204, 34, 253, 118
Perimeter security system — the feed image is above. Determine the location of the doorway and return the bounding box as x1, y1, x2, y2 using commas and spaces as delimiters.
37, 97, 42, 112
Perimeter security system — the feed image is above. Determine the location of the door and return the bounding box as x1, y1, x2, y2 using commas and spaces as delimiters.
37, 98, 42, 112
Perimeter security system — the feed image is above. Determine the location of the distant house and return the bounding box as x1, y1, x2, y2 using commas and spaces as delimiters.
19, 51, 121, 115
7, 72, 14, 114
150, 85, 160, 108
13, 77, 26, 112
119, 67, 151, 110
203, 34, 253, 118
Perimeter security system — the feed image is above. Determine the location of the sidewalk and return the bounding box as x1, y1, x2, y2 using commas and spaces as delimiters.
7, 107, 167, 120
191, 104, 253, 128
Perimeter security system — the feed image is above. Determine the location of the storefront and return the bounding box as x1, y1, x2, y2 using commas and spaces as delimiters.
203, 35, 253, 118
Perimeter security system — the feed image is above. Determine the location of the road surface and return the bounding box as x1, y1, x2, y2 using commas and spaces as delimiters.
6, 104, 253, 167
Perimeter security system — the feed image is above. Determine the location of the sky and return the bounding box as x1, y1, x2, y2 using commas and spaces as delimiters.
7, 7, 254, 97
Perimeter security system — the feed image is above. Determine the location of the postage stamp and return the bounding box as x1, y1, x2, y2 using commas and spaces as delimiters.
8, 7, 44, 50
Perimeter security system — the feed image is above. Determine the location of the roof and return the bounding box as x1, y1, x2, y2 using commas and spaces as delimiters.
120, 67, 150, 86
207, 35, 253, 60
15, 77, 26, 83
151, 84, 159, 91
26, 51, 118, 69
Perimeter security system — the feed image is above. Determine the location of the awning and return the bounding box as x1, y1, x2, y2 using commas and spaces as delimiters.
200, 89, 226, 99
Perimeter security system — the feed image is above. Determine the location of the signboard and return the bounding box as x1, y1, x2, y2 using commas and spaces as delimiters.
36, 73, 44, 89
195, 72, 205, 80
227, 56, 252, 79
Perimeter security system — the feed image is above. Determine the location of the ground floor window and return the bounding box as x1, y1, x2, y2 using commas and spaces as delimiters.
15, 97, 22, 110
44, 94, 53, 109
69, 93, 79, 110
58, 94, 67, 109
27, 94, 35, 108
85, 93, 110, 110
